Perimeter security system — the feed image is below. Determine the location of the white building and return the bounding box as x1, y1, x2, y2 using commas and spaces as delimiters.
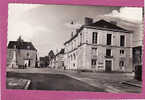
64, 18, 133, 72
50, 49, 65, 69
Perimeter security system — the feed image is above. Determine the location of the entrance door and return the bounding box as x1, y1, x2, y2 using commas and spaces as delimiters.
24, 60, 29, 68
105, 60, 112, 72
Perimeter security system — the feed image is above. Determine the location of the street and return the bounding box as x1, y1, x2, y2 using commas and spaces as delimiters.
7, 72, 105, 92
7, 68, 141, 93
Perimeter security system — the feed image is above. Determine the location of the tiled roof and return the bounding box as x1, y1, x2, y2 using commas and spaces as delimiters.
64, 19, 132, 45
85, 19, 131, 33
7, 41, 37, 50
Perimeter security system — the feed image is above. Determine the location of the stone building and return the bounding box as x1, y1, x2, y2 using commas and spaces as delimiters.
48, 50, 55, 67
64, 18, 133, 72
7, 36, 37, 68
49, 49, 65, 69
132, 22, 144, 69
49, 56, 56, 69
132, 22, 143, 80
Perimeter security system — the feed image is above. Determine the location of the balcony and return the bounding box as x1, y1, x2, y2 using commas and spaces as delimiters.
105, 55, 113, 58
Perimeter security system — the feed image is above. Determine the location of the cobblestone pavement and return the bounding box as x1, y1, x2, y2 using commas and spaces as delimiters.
7, 68, 142, 93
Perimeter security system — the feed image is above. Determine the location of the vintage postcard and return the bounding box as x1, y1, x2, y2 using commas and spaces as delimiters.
0, 0, 144, 100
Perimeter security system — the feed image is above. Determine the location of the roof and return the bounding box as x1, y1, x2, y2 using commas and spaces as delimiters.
55, 49, 65, 56
84, 20, 131, 33
48, 50, 55, 59
7, 41, 37, 50
64, 19, 132, 45
64, 27, 83, 45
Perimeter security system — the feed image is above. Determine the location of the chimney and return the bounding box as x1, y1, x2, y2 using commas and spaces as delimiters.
110, 21, 117, 25
84, 17, 93, 25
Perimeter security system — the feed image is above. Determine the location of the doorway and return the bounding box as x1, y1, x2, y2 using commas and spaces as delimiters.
105, 60, 112, 72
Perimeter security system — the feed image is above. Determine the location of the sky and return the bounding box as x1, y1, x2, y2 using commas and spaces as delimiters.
8, 3, 143, 57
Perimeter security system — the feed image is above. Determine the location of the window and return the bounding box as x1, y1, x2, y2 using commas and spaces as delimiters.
92, 32, 98, 44
106, 49, 111, 57
91, 59, 97, 67
92, 48, 97, 55
119, 61, 124, 66
73, 53, 76, 60
120, 50, 124, 54
120, 35, 125, 46
73, 63, 75, 67
80, 33, 82, 45
71, 55, 73, 60
107, 34, 112, 45
27, 53, 30, 57
62, 61, 64, 66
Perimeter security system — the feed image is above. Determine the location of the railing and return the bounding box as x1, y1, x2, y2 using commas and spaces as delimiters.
105, 55, 113, 58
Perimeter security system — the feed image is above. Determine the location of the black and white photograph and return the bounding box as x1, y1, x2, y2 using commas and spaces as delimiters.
6, 3, 143, 93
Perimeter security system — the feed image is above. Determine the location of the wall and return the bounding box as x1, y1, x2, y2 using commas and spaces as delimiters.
7, 48, 37, 68
64, 27, 133, 72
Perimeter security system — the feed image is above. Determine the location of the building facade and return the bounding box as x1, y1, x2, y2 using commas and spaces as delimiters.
7, 36, 37, 68
132, 22, 144, 69
39, 56, 49, 68
49, 49, 65, 69
64, 18, 133, 72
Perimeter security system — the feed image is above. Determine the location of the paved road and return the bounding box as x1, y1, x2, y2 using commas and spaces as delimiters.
7, 72, 105, 92
7, 68, 141, 93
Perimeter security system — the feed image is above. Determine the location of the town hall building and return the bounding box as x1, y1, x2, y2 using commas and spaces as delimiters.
7, 36, 38, 68
64, 18, 133, 72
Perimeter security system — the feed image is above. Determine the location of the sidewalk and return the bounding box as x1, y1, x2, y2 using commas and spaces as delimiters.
121, 79, 142, 88
63, 72, 123, 93
59, 70, 141, 93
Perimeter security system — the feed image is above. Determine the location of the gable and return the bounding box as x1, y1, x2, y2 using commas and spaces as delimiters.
84, 20, 132, 33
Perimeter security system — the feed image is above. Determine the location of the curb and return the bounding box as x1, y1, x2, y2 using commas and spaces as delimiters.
64, 73, 122, 93
121, 81, 142, 88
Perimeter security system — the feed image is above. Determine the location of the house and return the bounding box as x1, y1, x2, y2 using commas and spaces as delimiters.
64, 18, 133, 72
49, 56, 56, 69
132, 22, 143, 68
39, 56, 49, 68
55, 49, 65, 69
7, 36, 37, 68
49, 49, 65, 69
48, 50, 55, 68
132, 22, 143, 80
